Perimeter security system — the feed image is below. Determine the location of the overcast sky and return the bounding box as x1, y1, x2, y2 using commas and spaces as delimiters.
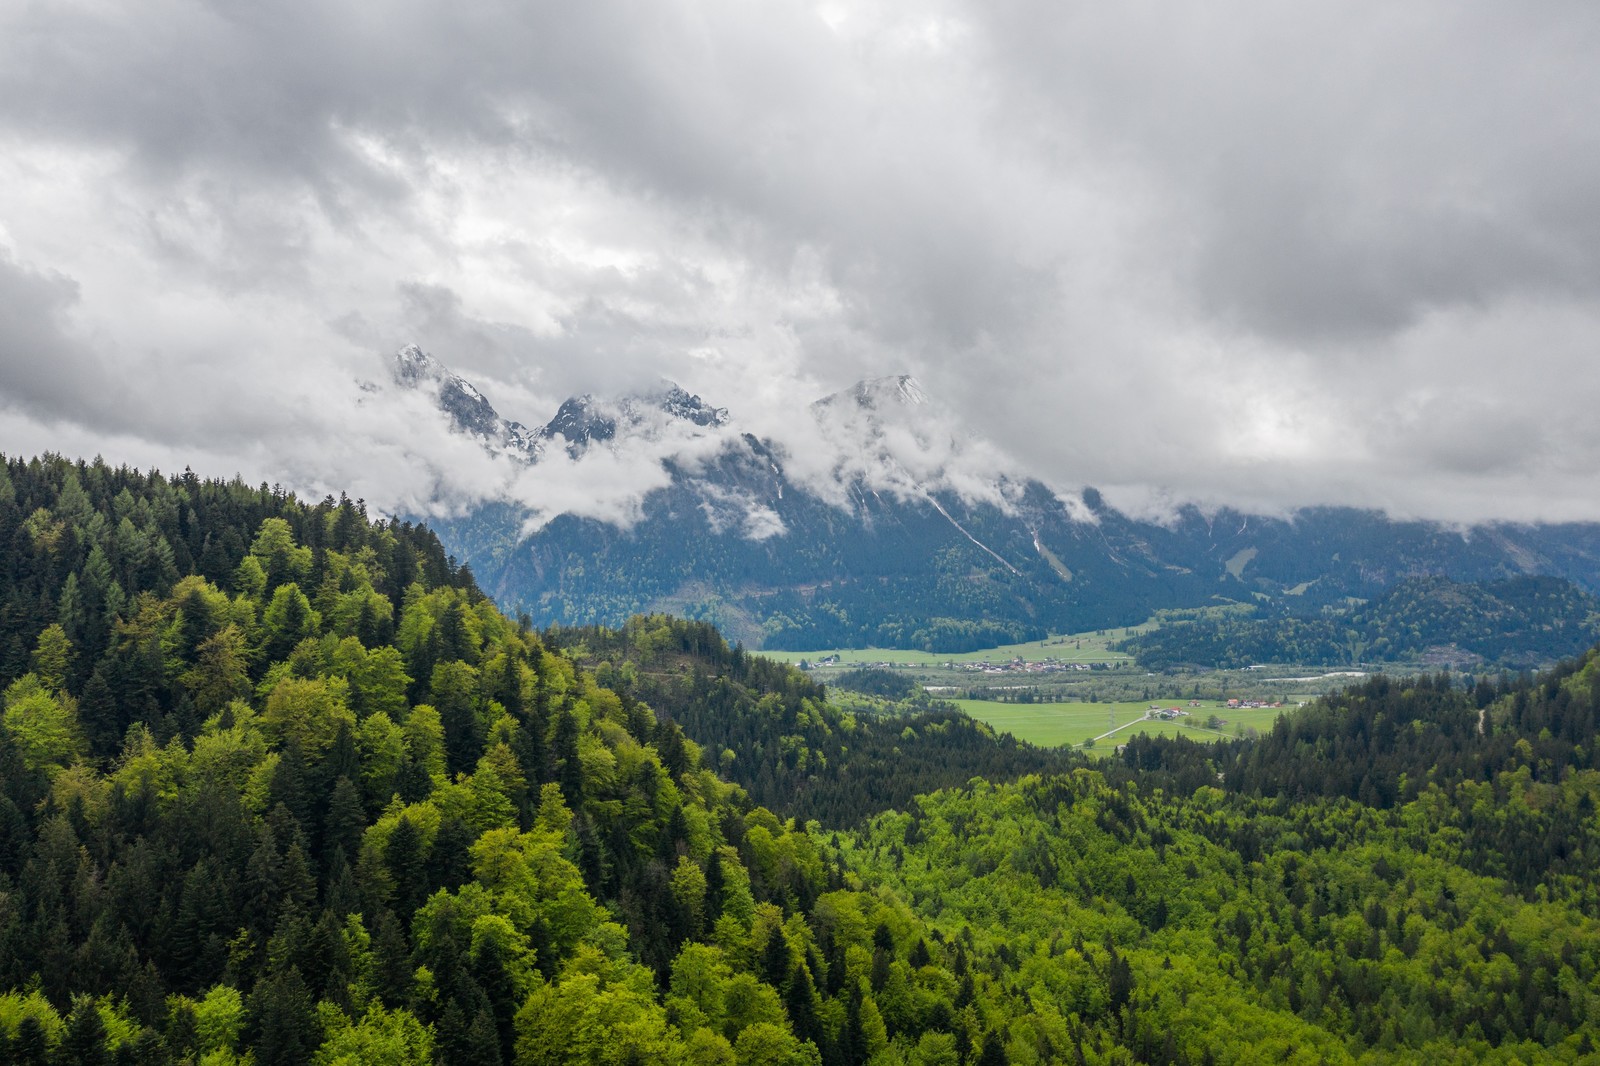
3, 1, 1599, 525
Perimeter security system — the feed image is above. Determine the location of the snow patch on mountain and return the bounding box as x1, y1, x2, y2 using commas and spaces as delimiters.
541, 384, 730, 459
385, 344, 1068, 538
782, 373, 1022, 515
392, 344, 543, 462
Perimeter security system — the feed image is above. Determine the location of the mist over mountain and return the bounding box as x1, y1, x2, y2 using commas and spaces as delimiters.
393, 344, 546, 462
8, 4, 1600, 1059
390, 347, 1600, 652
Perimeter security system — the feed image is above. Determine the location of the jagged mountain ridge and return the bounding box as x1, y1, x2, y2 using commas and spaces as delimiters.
392, 344, 729, 461
394, 343, 545, 461
541, 385, 728, 457
396, 346, 1600, 652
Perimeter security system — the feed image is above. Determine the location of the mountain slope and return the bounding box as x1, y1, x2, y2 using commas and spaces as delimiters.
397, 347, 1600, 654
1121, 574, 1600, 670
0, 451, 1068, 1063
3, 451, 1597, 1062
394, 343, 544, 461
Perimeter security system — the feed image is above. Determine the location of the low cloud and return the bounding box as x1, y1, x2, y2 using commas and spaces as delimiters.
3, 1, 1599, 526
351, 348, 1040, 538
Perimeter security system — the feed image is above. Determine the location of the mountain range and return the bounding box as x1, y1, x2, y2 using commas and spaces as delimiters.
393, 346, 1600, 655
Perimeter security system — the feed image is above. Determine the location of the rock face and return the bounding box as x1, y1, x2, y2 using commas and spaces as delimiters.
393, 345, 1600, 651
540, 395, 616, 455
397, 345, 730, 461
393, 345, 544, 461
538, 386, 728, 458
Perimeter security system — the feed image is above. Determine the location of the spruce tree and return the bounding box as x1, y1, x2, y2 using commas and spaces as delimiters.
13, 1016, 49, 1066
58, 995, 110, 1066
760, 924, 791, 989
370, 908, 414, 1008
322, 776, 366, 869
249, 966, 319, 1066
553, 707, 583, 805
386, 816, 427, 923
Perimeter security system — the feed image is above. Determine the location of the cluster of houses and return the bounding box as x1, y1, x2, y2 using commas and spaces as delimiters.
954, 657, 1104, 675
799, 654, 1125, 675
1142, 698, 1282, 721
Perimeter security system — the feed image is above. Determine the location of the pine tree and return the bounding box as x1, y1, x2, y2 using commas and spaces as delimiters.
386, 816, 428, 923
371, 908, 414, 1008
268, 741, 312, 830
1108, 948, 1134, 1016
760, 923, 791, 989
434, 661, 484, 776
513, 698, 549, 788
30, 624, 72, 694
489, 652, 524, 717
13, 1016, 49, 1066
656, 719, 691, 780
321, 721, 361, 796
395, 752, 432, 804
471, 932, 518, 1063
428, 816, 474, 895
553, 708, 583, 806
785, 962, 825, 1052
249, 966, 319, 1066
301, 908, 352, 1007
322, 776, 366, 869
244, 824, 285, 940
279, 839, 317, 920
58, 995, 110, 1066
78, 668, 120, 759
977, 1032, 1010, 1066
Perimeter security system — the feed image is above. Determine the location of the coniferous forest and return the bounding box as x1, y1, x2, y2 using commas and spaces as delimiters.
0, 453, 1597, 1064
1116, 576, 1600, 671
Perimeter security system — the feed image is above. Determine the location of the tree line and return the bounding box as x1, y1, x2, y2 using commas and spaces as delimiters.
0, 453, 1596, 1063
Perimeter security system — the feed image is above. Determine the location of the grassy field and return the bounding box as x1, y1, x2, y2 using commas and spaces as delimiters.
766, 621, 1155, 667
951, 698, 1292, 749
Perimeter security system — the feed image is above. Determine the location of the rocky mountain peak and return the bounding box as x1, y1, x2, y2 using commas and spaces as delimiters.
390, 345, 542, 461
814, 374, 928, 414
651, 382, 729, 428
539, 382, 728, 457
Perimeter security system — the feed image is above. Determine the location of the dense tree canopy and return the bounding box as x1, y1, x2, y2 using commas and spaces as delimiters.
0, 453, 1595, 1063
1119, 576, 1600, 671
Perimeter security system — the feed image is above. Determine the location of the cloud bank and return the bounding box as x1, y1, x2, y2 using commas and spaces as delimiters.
2, 1, 1599, 525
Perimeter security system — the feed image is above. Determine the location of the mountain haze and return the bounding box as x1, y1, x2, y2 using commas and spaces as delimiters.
3, 451, 1598, 1061
394, 348, 1600, 654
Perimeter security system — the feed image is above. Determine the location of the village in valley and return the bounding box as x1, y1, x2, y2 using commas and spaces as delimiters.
807, 653, 1109, 675
1142, 695, 1287, 726
950, 655, 1104, 675
789, 625, 1324, 751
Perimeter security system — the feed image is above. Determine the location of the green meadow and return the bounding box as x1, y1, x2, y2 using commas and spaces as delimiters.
952, 698, 1292, 749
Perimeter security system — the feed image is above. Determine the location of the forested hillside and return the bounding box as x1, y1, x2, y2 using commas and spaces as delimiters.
549, 618, 1076, 826
0, 455, 1081, 1065
1119, 575, 1600, 670
0, 453, 1596, 1064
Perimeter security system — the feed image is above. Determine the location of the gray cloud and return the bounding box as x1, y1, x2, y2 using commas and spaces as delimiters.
0, 253, 94, 419
976, 4, 1600, 337
2, 0, 1599, 525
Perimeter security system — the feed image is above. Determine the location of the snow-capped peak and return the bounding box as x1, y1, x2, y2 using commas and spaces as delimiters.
390, 345, 542, 462
650, 382, 730, 428
539, 381, 729, 457
812, 374, 928, 415
860, 374, 927, 409
393, 343, 444, 384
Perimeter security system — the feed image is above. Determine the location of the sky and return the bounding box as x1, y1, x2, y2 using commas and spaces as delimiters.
2, 1, 1599, 526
